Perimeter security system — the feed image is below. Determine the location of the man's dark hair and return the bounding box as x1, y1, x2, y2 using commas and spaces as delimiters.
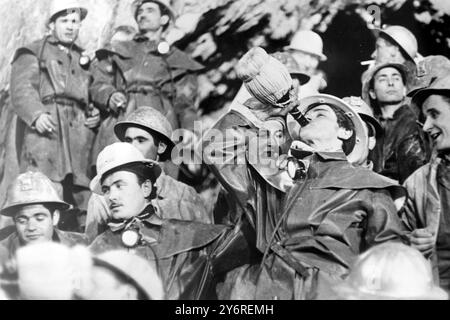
328, 105, 356, 156
136, 1, 172, 24
136, 173, 157, 201
304, 104, 356, 155
153, 2, 171, 19
100, 164, 158, 201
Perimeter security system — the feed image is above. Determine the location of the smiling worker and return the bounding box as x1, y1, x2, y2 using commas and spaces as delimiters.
402, 74, 450, 296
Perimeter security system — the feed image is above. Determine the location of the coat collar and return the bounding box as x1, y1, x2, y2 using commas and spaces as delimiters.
314, 151, 347, 161
108, 204, 163, 233
46, 35, 84, 52
379, 104, 412, 121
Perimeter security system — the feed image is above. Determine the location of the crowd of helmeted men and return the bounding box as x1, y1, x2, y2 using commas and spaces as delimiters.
1, 0, 450, 300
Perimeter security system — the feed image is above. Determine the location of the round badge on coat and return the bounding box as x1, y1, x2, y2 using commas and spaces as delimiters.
158, 42, 170, 55
121, 229, 141, 248
79, 55, 91, 67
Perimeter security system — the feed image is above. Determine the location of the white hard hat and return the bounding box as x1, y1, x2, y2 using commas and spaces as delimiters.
373, 25, 418, 62
286, 30, 327, 62
335, 243, 448, 300
93, 250, 164, 300
90, 143, 161, 195
49, 0, 88, 22
16, 242, 92, 300
1, 171, 71, 217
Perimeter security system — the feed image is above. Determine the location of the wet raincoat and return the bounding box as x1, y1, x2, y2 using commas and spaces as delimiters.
89, 35, 203, 163
10, 36, 95, 188
220, 152, 407, 300
370, 104, 430, 184
89, 204, 231, 300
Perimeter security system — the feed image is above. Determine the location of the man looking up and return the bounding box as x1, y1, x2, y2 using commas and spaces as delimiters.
221, 94, 406, 300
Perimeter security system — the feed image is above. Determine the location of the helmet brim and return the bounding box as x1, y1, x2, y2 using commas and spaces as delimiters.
285, 47, 327, 62
411, 88, 450, 109
291, 72, 311, 86
0, 201, 72, 217
359, 114, 383, 139
90, 160, 162, 195
334, 282, 448, 300
372, 28, 416, 63
49, 7, 88, 22
93, 257, 154, 300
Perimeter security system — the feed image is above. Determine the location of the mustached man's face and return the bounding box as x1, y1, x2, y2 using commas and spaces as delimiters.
101, 171, 151, 220
136, 2, 169, 33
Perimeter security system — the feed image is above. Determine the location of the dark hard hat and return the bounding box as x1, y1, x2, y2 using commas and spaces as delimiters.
1, 172, 71, 217
411, 74, 450, 108
114, 106, 175, 161
408, 55, 450, 97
